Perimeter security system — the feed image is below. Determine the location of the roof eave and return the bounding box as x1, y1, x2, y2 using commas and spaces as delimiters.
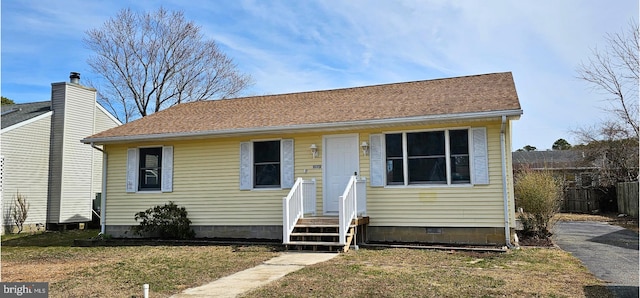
82, 109, 523, 144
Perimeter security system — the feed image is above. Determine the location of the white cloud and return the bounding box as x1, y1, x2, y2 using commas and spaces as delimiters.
1, 0, 637, 150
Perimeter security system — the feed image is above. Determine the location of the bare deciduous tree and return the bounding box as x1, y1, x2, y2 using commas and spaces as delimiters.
84, 7, 252, 122
576, 19, 639, 140
573, 19, 639, 186
573, 121, 638, 186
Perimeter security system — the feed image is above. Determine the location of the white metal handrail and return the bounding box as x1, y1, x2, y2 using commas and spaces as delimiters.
283, 177, 316, 244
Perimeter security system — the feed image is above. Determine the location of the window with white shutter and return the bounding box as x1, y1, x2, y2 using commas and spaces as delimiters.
126, 146, 173, 192
239, 139, 294, 190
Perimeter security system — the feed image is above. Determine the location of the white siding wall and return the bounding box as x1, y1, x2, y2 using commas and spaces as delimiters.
2, 115, 52, 228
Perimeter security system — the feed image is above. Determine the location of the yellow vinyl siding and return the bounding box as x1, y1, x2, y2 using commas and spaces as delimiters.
364, 121, 506, 227
104, 118, 516, 228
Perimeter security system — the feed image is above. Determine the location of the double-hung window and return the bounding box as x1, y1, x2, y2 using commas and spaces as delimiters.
449, 130, 471, 184
253, 140, 281, 188
384, 129, 471, 186
139, 147, 162, 190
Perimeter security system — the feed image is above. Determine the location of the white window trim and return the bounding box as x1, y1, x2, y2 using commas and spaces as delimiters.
384, 128, 473, 188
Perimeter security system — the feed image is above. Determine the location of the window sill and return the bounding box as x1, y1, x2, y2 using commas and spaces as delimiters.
135, 190, 163, 194
250, 187, 285, 191
383, 184, 474, 189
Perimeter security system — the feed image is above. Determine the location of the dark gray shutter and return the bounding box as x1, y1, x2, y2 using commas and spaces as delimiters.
239, 142, 252, 190
471, 127, 489, 185
369, 134, 384, 187
281, 139, 294, 188
126, 148, 138, 193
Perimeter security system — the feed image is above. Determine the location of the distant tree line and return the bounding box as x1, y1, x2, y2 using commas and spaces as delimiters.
1, 96, 15, 105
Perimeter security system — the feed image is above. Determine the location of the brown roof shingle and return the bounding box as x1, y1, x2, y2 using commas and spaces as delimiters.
84, 72, 521, 143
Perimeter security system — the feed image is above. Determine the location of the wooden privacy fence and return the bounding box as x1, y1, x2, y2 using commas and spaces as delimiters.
561, 188, 603, 213
617, 182, 639, 218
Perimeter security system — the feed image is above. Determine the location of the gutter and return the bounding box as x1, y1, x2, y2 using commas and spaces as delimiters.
81, 109, 523, 144
91, 143, 107, 235
500, 116, 515, 248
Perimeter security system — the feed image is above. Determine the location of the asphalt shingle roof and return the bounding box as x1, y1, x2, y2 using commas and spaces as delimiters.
512, 151, 584, 169
1, 101, 52, 129
85, 72, 522, 142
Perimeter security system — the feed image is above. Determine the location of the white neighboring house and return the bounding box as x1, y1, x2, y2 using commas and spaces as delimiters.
1, 72, 121, 234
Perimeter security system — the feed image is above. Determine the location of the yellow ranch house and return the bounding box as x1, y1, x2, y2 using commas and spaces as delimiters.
82, 72, 523, 250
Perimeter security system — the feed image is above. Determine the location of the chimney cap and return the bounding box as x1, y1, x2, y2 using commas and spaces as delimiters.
70, 72, 80, 84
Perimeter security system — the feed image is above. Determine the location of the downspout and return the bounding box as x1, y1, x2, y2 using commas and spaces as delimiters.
91, 143, 107, 235
500, 116, 515, 248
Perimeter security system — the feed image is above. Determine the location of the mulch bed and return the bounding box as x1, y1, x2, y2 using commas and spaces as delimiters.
516, 231, 554, 247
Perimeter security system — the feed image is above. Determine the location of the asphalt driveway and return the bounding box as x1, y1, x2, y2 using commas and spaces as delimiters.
553, 221, 639, 298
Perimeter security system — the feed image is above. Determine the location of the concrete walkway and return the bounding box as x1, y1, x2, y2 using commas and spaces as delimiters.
171, 252, 338, 298
553, 221, 639, 298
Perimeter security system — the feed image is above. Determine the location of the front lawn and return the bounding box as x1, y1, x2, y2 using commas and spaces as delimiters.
1, 229, 613, 297
1, 230, 279, 297
243, 247, 612, 298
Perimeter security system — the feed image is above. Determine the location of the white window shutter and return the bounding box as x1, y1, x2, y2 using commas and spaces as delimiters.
471, 127, 489, 185
239, 142, 252, 190
161, 146, 174, 192
369, 134, 385, 187
281, 139, 294, 188
126, 148, 138, 193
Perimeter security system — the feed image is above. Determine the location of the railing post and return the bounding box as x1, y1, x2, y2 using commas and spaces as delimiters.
282, 196, 289, 244
339, 195, 345, 245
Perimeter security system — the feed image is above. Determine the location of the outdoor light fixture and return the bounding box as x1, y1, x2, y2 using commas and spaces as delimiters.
310, 144, 318, 158
361, 141, 369, 156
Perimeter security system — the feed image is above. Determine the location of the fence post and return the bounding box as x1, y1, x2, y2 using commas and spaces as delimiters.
617, 182, 639, 217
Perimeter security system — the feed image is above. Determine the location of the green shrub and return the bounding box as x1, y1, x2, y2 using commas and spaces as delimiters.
132, 201, 195, 239
515, 169, 562, 238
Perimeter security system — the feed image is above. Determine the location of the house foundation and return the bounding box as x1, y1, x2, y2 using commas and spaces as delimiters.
105, 225, 282, 240
366, 226, 513, 246
105, 224, 515, 246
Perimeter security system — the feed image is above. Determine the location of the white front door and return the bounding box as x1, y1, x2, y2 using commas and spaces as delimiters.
323, 134, 359, 214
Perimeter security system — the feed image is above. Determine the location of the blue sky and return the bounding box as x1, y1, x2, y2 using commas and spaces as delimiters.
1, 1, 638, 150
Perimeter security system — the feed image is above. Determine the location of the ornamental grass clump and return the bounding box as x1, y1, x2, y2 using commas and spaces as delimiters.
515, 169, 562, 238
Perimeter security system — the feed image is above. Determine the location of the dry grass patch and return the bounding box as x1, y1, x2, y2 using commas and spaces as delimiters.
243, 248, 612, 298
555, 213, 639, 233
554, 213, 612, 222
1, 230, 279, 297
